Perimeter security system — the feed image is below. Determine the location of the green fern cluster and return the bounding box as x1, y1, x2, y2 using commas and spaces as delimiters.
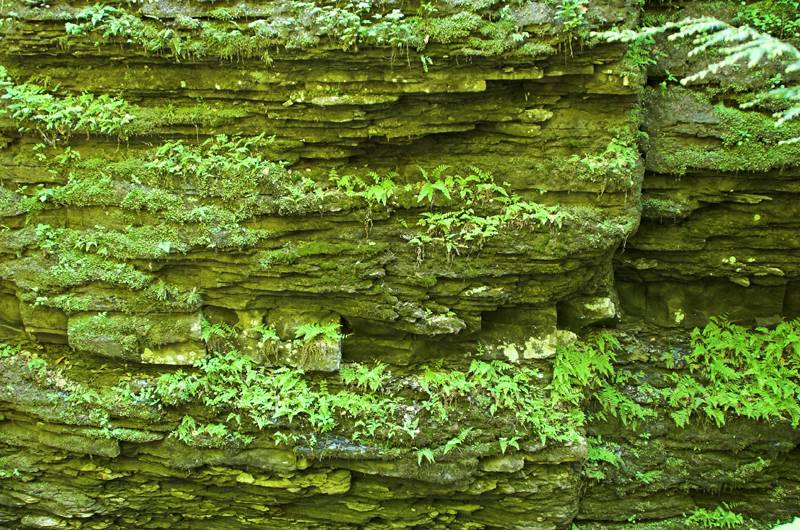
58, 1, 566, 63
0, 66, 134, 145
665, 318, 800, 428
569, 136, 641, 193
411, 166, 568, 260
685, 504, 745, 529
332, 165, 570, 260
553, 333, 656, 429
737, 0, 800, 40
597, 16, 800, 144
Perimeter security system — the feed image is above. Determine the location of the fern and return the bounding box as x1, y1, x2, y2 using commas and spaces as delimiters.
597, 17, 800, 143
293, 322, 343, 343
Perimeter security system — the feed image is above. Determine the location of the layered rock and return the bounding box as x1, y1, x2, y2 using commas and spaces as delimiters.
0, 0, 798, 529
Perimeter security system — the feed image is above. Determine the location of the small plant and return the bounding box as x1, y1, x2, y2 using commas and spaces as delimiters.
597, 16, 800, 144
26, 357, 48, 378
441, 427, 473, 455
664, 318, 800, 428
253, 323, 279, 342
685, 505, 745, 529
498, 436, 520, 454
552, 0, 589, 54
294, 322, 343, 344
0, 67, 135, 145
0, 344, 19, 358
634, 469, 663, 485
416, 447, 435, 465
200, 319, 236, 346
584, 436, 622, 481
172, 415, 254, 449
340, 362, 388, 392
569, 136, 640, 194
406, 166, 569, 261
330, 170, 397, 236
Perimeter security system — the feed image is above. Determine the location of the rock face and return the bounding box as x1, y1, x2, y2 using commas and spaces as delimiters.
0, 1, 797, 529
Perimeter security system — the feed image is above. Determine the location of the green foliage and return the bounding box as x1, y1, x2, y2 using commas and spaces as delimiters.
340, 362, 387, 391
69, 312, 144, 357
685, 505, 745, 529
155, 349, 415, 447
664, 318, 800, 428
622, 34, 659, 77
173, 415, 254, 448
294, 322, 344, 344
419, 359, 584, 445
332, 165, 570, 261
408, 166, 569, 261
552, 333, 618, 403
441, 427, 473, 455
0, 466, 21, 480
498, 436, 520, 454
553, 334, 656, 429
569, 136, 640, 193
148, 345, 589, 453
60, 1, 556, 61
737, 0, 800, 40
200, 319, 236, 345
32, 223, 155, 291
330, 170, 397, 236
585, 436, 622, 481
598, 16, 800, 143
0, 343, 20, 358
416, 447, 435, 465
633, 469, 663, 485
26, 357, 48, 379
253, 324, 280, 343
553, 0, 590, 51
0, 67, 134, 144
145, 134, 286, 202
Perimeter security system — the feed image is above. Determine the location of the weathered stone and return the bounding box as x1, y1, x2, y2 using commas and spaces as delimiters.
0, 1, 796, 528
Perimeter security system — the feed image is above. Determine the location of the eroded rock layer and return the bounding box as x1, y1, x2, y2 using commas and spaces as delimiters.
0, 1, 798, 529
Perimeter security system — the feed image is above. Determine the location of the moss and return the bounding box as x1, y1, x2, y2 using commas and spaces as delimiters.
641, 197, 693, 221
86, 426, 163, 443
68, 313, 149, 358
414, 12, 483, 44
0, 66, 134, 143
569, 136, 641, 193
54, 1, 571, 63
47, 251, 153, 291
656, 99, 800, 174
40, 224, 268, 260
258, 241, 386, 269
736, 0, 800, 40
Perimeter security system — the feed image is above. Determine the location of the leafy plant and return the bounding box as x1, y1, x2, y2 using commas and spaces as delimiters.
685, 504, 745, 529
553, 0, 590, 53
0, 67, 134, 145
340, 362, 388, 392
293, 322, 343, 344
441, 427, 473, 455
407, 166, 569, 261
330, 170, 397, 236
416, 447, 435, 465
200, 320, 236, 349
498, 436, 520, 454
60, 1, 550, 62
585, 436, 622, 481
569, 136, 640, 194
172, 415, 254, 448
664, 318, 800, 428
253, 324, 280, 343
598, 16, 800, 144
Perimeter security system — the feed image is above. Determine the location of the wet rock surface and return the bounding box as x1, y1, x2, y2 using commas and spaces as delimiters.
0, 1, 798, 528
